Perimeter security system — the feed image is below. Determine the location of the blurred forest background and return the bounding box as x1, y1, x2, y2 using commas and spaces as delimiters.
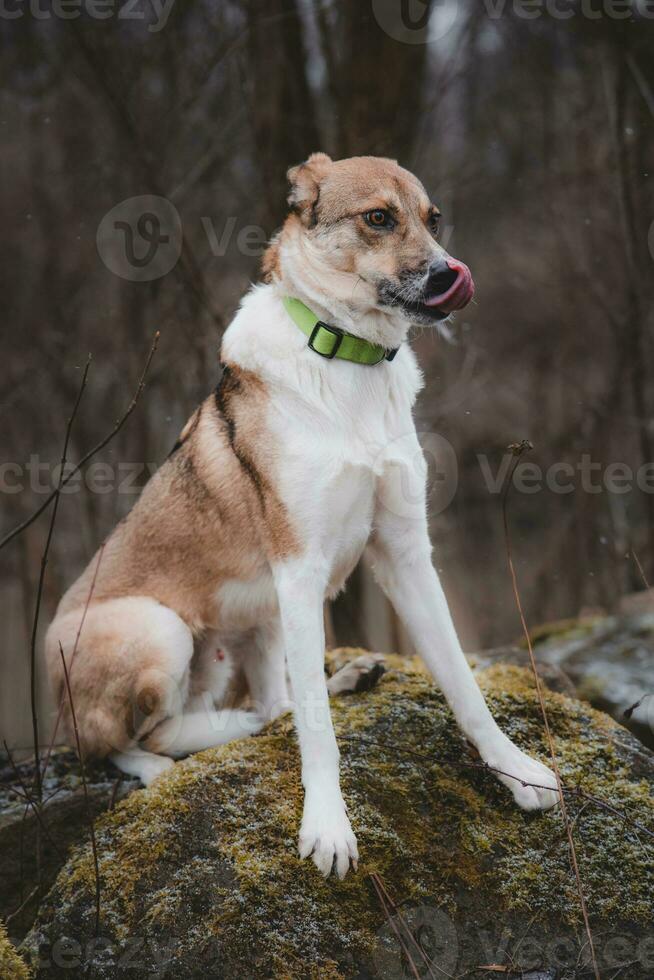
2, 0, 654, 750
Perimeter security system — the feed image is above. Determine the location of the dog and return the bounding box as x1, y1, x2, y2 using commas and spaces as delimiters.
46, 153, 557, 879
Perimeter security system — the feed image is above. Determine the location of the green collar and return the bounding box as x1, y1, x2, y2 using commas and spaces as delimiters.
282, 296, 398, 365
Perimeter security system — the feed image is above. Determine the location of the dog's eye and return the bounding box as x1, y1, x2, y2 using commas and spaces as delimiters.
428, 212, 441, 235
365, 209, 392, 228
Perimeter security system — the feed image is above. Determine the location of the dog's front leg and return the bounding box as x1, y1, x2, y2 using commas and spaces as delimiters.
274, 557, 358, 878
369, 455, 558, 811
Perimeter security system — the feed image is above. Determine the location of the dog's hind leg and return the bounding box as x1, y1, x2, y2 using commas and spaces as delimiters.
46, 596, 196, 784
240, 620, 292, 722
110, 748, 175, 785
143, 708, 263, 757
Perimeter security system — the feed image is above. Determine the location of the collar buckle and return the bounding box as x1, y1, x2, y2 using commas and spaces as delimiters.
308, 321, 344, 359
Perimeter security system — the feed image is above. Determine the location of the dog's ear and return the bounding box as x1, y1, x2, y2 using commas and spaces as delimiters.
287, 152, 332, 226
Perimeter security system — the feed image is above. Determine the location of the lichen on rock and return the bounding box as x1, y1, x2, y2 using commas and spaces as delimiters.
1, 920, 31, 979
23, 651, 654, 979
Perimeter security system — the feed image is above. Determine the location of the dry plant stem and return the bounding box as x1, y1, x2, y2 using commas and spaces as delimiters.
624, 550, 651, 720
40, 542, 106, 781
59, 643, 101, 939
308, 733, 653, 844
20, 356, 91, 902
2, 741, 63, 861
631, 548, 651, 589
6, 884, 39, 929
372, 872, 449, 980
109, 776, 122, 811
0, 332, 159, 553
502, 443, 600, 980
461, 761, 654, 842
369, 873, 422, 980
29, 355, 91, 804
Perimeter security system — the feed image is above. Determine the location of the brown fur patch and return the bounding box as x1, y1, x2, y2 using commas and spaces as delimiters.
214, 363, 298, 560
261, 238, 281, 282
57, 363, 298, 637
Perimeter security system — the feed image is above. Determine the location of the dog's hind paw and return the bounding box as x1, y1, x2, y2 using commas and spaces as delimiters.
327, 653, 386, 696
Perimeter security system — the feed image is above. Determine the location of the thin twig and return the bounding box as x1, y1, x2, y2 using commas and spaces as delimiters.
59, 643, 101, 939
6, 885, 40, 929
457, 760, 654, 842
29, 355, 91, 806
0, 332, 159, 553
369, 872, 422, 980
622, 553, 651, 720
18, 802, 28, 912
372, 872, 450, 980
501, 441, 600, 980
336, 733, 654, 842
109, 776, 123, 811
626, 53, 654, 120
2, 742, 63, 861
631, 549, 650, 589
41, 541, 106, 780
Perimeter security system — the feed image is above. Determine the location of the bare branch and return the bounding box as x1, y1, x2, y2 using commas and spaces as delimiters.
28, 355, 91, 803
0, 332, 159, 553
501, 441, 600, 980
59, 642, 101, 938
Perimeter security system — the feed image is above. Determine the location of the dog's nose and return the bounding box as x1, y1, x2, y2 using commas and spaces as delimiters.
424, 255, 474, 313
426, 259, 459, 297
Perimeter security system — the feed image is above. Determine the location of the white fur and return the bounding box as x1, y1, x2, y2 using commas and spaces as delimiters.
217, 281, 558, 877
106, 276, 556, 868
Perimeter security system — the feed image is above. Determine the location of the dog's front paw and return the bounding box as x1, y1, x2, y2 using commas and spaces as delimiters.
299, 788, 358, 879
487, 741, 559, 811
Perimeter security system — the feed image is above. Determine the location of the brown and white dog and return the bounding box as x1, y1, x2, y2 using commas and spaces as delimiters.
46, 154, 557, 879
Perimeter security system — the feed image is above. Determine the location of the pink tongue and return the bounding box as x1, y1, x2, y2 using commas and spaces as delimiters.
424, 260, 473, 310
424, 286, 457, 308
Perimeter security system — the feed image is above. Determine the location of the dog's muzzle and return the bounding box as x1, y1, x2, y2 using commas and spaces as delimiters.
423, 257, 475, 315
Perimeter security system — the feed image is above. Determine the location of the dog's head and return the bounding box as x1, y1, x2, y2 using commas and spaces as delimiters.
265, 153, 474, 340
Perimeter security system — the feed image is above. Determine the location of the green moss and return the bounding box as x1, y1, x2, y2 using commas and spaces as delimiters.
24, 652, 654, 978
527, 615, 602, 647
0, 920, 31, 979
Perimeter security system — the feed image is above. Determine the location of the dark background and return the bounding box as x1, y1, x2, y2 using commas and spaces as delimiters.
2, 0, 654, 748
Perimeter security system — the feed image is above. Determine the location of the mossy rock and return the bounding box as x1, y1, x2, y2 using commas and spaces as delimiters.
0, 749, 138, 940
23, 653, 654, 979
1, 920, 31, 979
529, 613, 654, 749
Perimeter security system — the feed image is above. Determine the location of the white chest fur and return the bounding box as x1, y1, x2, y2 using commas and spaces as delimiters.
215, 283, 424, 627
